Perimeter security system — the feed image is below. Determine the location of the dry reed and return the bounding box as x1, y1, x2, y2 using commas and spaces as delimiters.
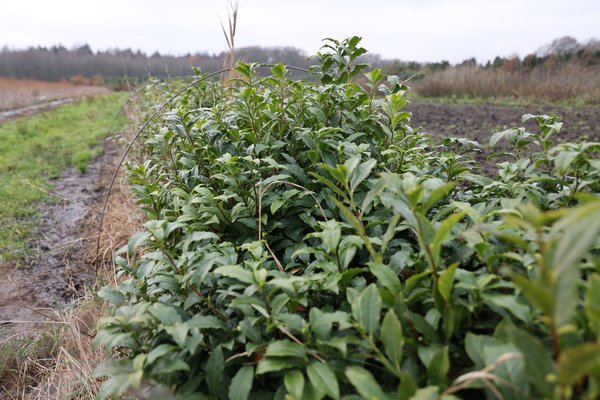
414, 64, 600, 105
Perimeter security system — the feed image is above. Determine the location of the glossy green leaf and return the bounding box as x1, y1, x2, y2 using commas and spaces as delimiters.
437, 263, 458, 303
229, 366, 254, 400
205, 346, 224, 395
345, 366, 389, 400
307, 362, 340, 400
381, 310, 404, 371
352, 284, 382, 335
506, 326, 555, 397
369, 262, 402, 293
265, 340, 307, 359
148, 303, 181, 325
284, 370, 305, 400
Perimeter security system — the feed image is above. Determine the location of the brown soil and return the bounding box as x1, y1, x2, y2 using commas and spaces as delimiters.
407, 100, 599, 145
406, 100, 600, 175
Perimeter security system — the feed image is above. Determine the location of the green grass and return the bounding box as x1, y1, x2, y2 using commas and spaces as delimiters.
0, 92, 129, 264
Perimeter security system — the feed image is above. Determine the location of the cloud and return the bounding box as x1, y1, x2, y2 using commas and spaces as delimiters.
0, 0, 598, 63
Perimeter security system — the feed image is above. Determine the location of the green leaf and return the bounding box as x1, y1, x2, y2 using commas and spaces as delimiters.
552, 200, 600, 274
422, 182, 456, 212
465, 333, 503, 369
270, 198, 285, 214
352, 284, 382, 336
350, 159, 377, 193
553, 150, 579, 174
127, 231, 151, 257
345, 366, 390, 400
284, 370, 305, 400
418, 345, 449, 385
431, 212, 465, 265
511, 274, 553, 318
165, 323, 188, 348
397, 372, 418, 400
557, 342, 600, 386
437, 263, 458, 303
506, 326, 555, 397
369, 262, 402, 293
149, 303, 181, 325
319, 220, 342, 253
256, 357, 301, 375
98, 286, 126, 306
214, 264, 254, 284
408, 386, 439, 400
265, 340, 307, 359
97, 373, 142, 400
152, 358, 190, 374
482, 343, 526, 398
147, 344, 177, 364
307, 362, 340, 400
188, 315, 225, 330
585, 275, 600, 335
550, 201, 600, 326
381, 310, 404, 372
483, 294, 532, 325
205, 346, 224, 395
229, 366, 254, 400
405, 311, 438, 342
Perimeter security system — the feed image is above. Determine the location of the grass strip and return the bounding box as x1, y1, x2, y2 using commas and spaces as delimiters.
0, 92, 129, 264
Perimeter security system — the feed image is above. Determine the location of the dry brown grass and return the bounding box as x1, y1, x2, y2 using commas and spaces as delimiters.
0, 78, 109, 112
414, 64, 600, 105
0, 114, 142, 398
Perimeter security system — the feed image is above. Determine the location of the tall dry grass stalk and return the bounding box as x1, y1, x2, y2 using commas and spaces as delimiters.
414, 64, 600, 105
220, 1, 240, 85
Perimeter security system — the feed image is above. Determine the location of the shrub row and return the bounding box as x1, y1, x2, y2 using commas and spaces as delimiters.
95, 38, 600, 400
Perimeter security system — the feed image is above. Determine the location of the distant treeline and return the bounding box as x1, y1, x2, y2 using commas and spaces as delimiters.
0, 44, 315, 82
0, 43, 452, 85
3, 36, 596, 90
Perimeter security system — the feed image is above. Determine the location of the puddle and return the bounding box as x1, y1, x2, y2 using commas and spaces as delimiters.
0, 98, 74, 124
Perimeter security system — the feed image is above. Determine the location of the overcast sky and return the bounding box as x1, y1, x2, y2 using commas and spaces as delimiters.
1, 0, 599, 64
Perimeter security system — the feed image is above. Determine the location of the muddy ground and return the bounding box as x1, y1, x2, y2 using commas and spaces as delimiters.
407, 100, 599, 145
405, 100, 599, 175
0, 139, 121, 330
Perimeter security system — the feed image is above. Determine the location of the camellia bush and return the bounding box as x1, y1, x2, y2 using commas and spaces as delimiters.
94, 37, 600, 399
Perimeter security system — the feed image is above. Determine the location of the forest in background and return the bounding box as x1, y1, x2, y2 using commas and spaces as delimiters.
1, 36, 599, 103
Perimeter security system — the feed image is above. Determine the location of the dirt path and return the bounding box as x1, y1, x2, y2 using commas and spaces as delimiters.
0, 139, 119, 329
